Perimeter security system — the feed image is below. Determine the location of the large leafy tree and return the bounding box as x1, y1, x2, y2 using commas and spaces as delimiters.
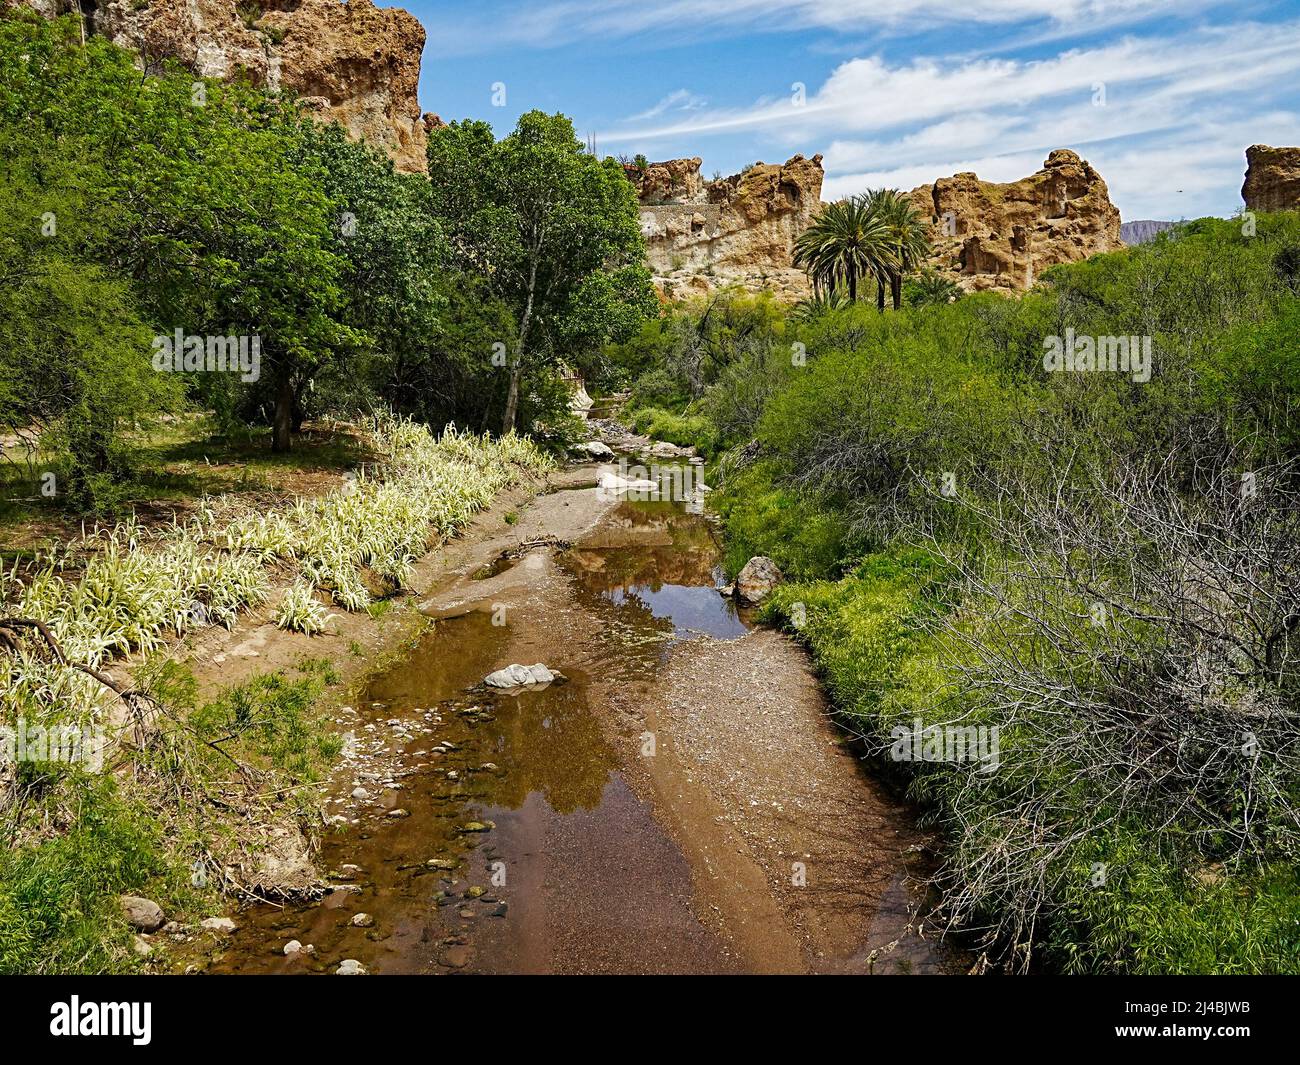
427, 111, 656, 433
0, 13, 364, 455
0, 15, 182, 507
287, 123, 449, 428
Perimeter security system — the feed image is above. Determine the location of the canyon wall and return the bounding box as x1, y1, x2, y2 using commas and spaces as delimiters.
1242, 144, 1300, 212
632, 154, 824, 301
18, 0, 432, 172
906, 149, 1123, 292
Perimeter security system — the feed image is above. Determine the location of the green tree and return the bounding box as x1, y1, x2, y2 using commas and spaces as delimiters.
905, 268, 962, 307
0, 14, 365, 454
287, 122, 449, 429
793, 195, 892, 306
868, 188, 932, 310
427, 111, 655, 433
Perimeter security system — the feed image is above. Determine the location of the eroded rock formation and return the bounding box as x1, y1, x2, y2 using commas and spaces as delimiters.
906, 149, 1123, 292
19, 0, 431, 172
633, 154, 824, 301
1242, 145, 1300, 212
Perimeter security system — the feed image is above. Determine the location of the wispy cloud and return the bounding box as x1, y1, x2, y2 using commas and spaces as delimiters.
428, 0, 1195, 56
627, 89, 709, 123
822, 116, 1297, 220
604, 21, 1300, 144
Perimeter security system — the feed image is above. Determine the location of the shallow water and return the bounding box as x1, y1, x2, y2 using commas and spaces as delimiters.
207, 480, 957, 974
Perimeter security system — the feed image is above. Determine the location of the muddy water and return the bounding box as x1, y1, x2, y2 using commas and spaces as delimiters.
209, 480, 957, 975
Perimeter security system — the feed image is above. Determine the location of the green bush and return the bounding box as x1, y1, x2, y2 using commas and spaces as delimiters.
629, 406, 721, 456
0, 776, 169, 974
715, 462, 855, 580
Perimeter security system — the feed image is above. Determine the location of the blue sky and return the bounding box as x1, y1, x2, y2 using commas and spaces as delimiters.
407, 0, 1300, 220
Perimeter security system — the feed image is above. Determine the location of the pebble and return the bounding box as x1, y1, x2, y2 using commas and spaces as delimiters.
442, 945, 471, 968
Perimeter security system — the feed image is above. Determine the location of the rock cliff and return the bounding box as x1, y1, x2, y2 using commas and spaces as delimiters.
906, 149, 1123, 292
19, 0, 431, 172
1242, 145, 1300, 212
1120, 219, 1175, 245
632, 154, 824, 301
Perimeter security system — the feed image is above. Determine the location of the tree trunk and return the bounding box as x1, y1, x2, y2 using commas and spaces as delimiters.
272, 370, 293, 453
891, 271, 903, 311
848, 264, 857, 303
876, 277, 886, 312
291, 381, 308, 433
502, 248, 540, 435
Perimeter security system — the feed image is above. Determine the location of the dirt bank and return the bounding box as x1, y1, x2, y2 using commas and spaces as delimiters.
178, 464, 611, 701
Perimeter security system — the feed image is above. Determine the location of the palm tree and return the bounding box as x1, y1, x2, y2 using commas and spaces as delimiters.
793, 195, 892, 305
791, 288, 852, 322
907, 268, 962, 307
866, 188, 933, 310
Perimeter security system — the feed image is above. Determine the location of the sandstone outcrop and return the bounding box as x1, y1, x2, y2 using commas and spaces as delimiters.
634, 154, 824, 301
906, 150, 1123, 292
1242, 145, 1300, 212
19, 0, 430, 172
630, 157, 706, 205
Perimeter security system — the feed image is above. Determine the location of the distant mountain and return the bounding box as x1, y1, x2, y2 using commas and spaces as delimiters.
1121, 220, 1177, 245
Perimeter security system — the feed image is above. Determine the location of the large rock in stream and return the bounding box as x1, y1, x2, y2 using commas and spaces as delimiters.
484, 663, 563, 689
572, 440, 614, 460
735, 556, 784, 605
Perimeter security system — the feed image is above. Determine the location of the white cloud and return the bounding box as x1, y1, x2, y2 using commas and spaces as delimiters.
627, 89, 709, 122
605, 21, 1300, 143
823, 113, 1299, 220
431, 0, 1195, 55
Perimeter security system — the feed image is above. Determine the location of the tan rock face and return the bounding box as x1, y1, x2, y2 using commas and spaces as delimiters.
906, 149, 1123, 292
636, 154, 824, 301
1242, 145, 1300, 212
630, 157, 706, 204
21, 0, 429, 172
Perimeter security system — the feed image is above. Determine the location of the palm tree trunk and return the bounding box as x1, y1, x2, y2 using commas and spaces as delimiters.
876, 277, 885, 312
891, 270, 903, 310
848, 264, 857, 302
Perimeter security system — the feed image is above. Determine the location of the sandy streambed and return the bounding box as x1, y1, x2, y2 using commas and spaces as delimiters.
203, 467, 963, 975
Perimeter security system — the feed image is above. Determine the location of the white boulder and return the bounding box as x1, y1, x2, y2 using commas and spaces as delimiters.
484, 663, 558, 688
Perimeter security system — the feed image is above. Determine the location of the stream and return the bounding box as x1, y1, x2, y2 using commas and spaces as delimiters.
208, 467, 962, 975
